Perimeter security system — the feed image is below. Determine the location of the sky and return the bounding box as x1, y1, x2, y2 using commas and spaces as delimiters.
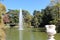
1, 0, 50, 15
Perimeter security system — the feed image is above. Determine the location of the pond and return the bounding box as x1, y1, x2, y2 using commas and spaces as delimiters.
6, 28, 60, 40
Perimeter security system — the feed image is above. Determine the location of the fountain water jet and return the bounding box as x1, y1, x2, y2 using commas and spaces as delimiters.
19, 9, 24, 30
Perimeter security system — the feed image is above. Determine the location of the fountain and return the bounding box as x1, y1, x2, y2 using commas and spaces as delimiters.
19, 9, 24, 30
45, 25, 56, 40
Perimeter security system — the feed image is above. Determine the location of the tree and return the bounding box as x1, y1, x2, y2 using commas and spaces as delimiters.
31, 16, 38, 28
53, 2, 60, 33
31, 10, 42, 27
22, 10, 32, 27
7, 9, 19, 25
41, 6, 54, 27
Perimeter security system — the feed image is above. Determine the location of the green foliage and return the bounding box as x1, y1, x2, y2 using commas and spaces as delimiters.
7, 9, 19, 25
42, 6, 54, 25
31, 10, 42, 28
31, 17, 38, 28
22, 10, 32, 27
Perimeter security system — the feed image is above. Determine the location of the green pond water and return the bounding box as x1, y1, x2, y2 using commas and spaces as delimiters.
6, 28, 60, 40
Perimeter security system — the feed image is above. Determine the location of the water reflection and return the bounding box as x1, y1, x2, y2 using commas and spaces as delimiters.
30, 31, 35, 40
30, 28, 42, 40
19, 31, 23, 40
19, 28, 47, 40
6, 28, 60, 40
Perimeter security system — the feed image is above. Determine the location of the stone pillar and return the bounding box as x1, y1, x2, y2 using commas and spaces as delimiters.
45, 25, 56, 40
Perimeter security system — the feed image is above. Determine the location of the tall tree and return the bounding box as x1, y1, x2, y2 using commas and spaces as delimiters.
32, 10, 42, 27
22, 10, 32, 27
41, 6, 54, 27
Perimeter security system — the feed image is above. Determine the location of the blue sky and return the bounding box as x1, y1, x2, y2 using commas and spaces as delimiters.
1, 0, 50, 15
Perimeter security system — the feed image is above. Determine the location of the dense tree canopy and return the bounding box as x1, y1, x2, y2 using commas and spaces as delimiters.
22, 10, 32, 27
6, 9, 19, 25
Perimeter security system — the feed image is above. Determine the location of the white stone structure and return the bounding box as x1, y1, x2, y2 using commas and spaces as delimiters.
45, 25, 56, 40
